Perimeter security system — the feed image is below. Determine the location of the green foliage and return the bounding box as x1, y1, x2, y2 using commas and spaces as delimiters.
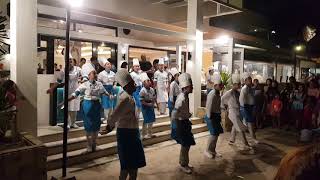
220, 71, 232, 90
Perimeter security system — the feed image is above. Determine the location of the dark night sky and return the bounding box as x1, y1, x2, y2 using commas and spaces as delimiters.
243, 0, 320, 57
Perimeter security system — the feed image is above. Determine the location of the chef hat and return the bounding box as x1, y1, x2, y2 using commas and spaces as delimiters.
140, 72, 150, 82
81, 63, 96, 77
231, 73, 241, 84
115, 69, 133, 87
132, 58, 140, 66
208, 66, 214, 71
179, 73, 192, 88
242, 72, 251, 80
213, 72, 221, 85
170, 68, 179, 76
158, 58, 165, 65
98, 58, 110, 67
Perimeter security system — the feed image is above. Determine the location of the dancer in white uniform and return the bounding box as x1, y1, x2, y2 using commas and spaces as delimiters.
98, 58, 116, 123
154, 58, 169, 115
221, 73, 251, 150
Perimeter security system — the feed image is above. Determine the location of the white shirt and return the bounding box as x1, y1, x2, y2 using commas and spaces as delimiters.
58, 66, 82, 96
239, 85, 255, 106
72, 80, 107, 101
205, 89, 221, 118
98, 70, 116, 86
221, 89, 240, 110
130, 71, 142, 87
169, 81, 181, 102
154, 70, 169, 86
108, 91, 139, 129
171, 92, 192, 120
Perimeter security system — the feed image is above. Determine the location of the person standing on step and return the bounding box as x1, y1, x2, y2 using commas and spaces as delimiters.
240, 73, 259, 144
168, 68, 180, 117
98, 58, 116, 123
81, 56, 99, 82
130, 58, 143, 119
47, 59, 82, 129
65, 64, 110, 153
140, 72, 156, 140
100, 69, 146, 180
222, 73, 252, 151
204, 72, 224, 159
171, 73, 196, 174
154, 58, 169, 115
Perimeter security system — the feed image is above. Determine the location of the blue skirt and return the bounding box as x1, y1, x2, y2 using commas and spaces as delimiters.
141, 105, 155, 124
133, 86, 142, 108
171, 119, 196, 147
101, 85, 114, 109
117, 128, 146, 170
205, 113, 224, 136
82, 100, 102, 132
240, 105, 255, 123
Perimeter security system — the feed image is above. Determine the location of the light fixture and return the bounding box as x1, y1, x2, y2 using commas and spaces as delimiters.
254, 29, 258, 32
67, 0, 84, 7
295, 45, 303, 52
77, 29, 83, 33
271, 30, 276, 34
59, 20, 65, 24
216, 35, 230, 45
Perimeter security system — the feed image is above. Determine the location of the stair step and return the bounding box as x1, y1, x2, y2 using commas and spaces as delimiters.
39, 115, 172, 143
46, 123, 208, 170
45, 118, 204, 156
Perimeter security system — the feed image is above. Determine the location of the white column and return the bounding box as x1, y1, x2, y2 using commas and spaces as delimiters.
227, 38, 234, 73
10, 0, 37, 136
176, 45, 182, 72
187, 0, 203, 114
117, 42, 129, 70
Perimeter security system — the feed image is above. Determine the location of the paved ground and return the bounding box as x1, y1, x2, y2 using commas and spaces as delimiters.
49, 128, 302, 180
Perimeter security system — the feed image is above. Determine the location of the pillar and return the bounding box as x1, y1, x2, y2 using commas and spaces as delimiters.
186, 0, 203, 114
176, 45, 182, 72
10, 0, 37, 136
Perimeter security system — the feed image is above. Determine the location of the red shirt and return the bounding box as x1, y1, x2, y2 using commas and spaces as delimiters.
271, 99, 283, 113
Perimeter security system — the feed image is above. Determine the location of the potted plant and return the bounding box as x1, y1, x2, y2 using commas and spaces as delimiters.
220, 71, 233, 132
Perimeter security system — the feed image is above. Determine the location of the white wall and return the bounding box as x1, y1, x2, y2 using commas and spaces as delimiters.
37, 75, 55, 127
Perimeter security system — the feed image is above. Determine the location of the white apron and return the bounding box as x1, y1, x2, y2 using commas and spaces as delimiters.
155, 71, 169, 103
66, 66, 81, 111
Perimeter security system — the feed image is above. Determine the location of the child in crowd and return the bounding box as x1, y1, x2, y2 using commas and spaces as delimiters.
204, 72, 223, 158
171, 73, 195, 174
140, 73, 156, 139
169, 68, 180, 117
291, 84, 305, 130
270, 94, 283, 128
101, 69, 146, 180
253, 79, 265, 129
280, 83, 292, 130
302, 97, 315, 130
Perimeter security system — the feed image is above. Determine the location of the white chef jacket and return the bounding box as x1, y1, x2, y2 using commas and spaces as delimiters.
154, 70, 169, 103
108, 91, 139, 129
221, 89, 246, 131
130, 71, 143, 87
205, 89, 221, 118
171, 92, 192, 120
58, 66, 82, 111
98, 70, 116, 86
72, 80, 107, 101
169, 80, 181, 102
239, 85, 255, 106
